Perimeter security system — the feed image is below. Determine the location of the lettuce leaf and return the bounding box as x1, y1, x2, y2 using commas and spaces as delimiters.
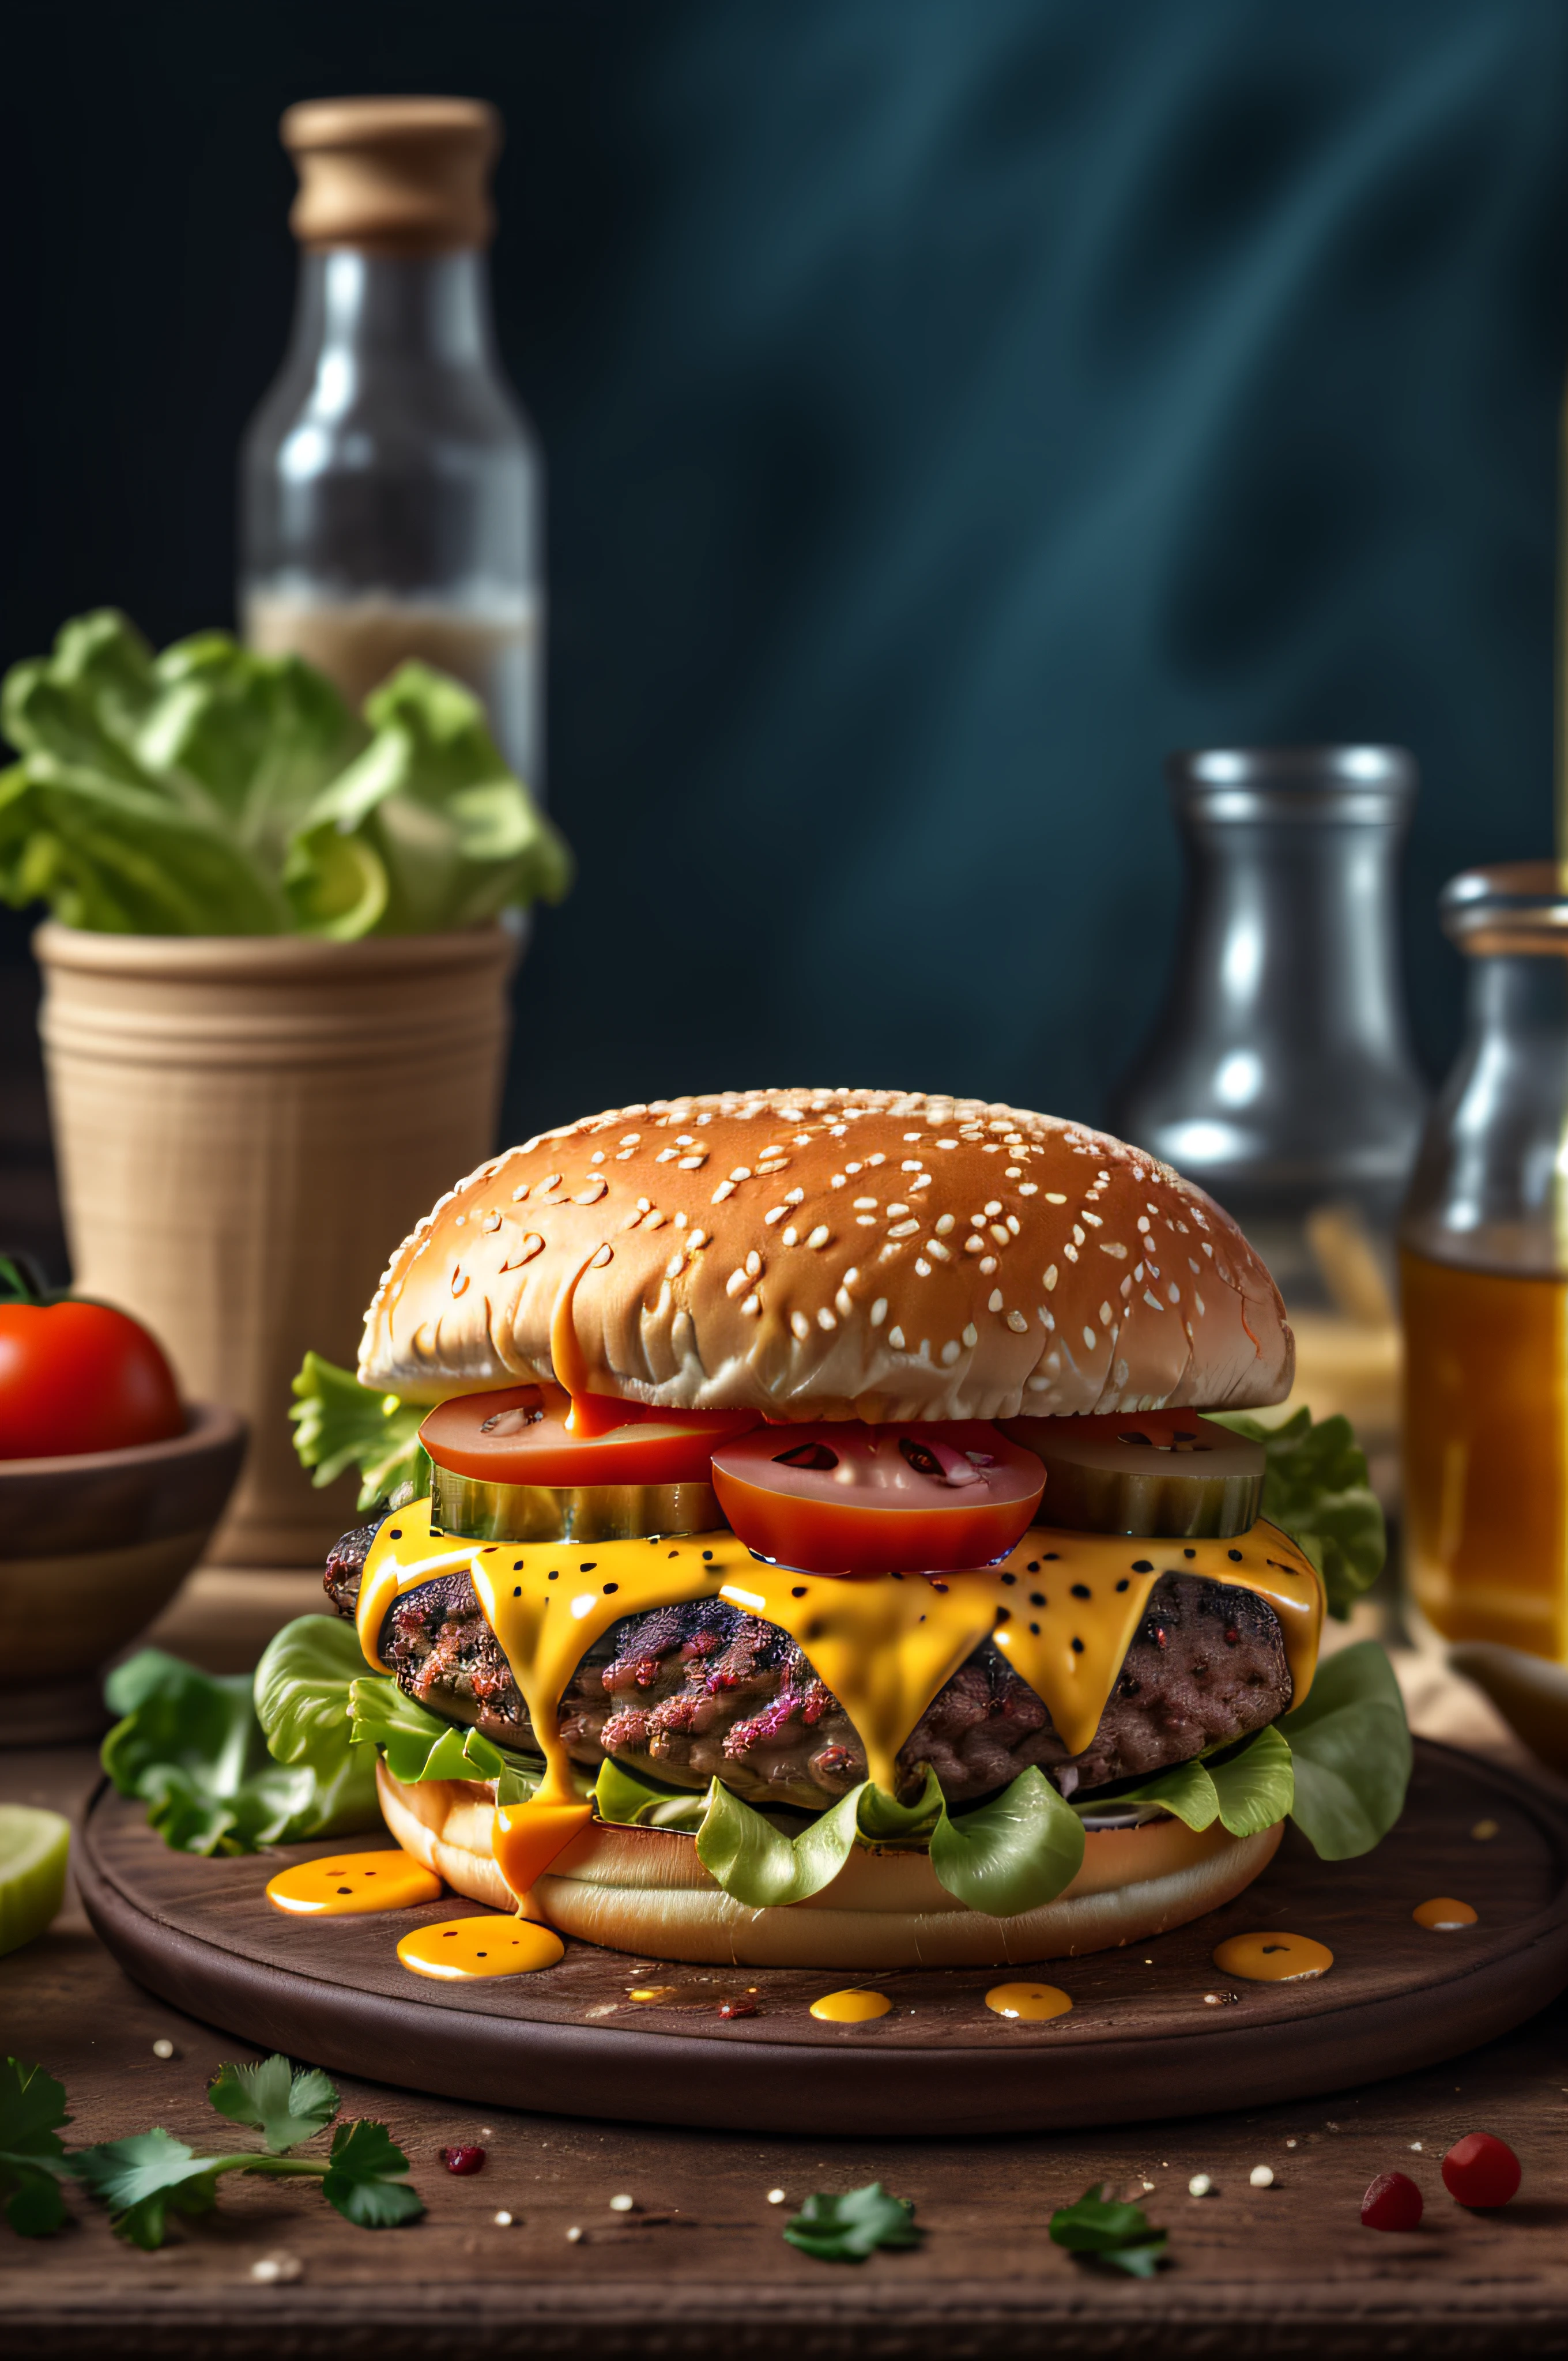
1213, 1407, 1385, 1620
0, 611, 571, 938
348, 1676, 551, 1806
1278, 1640, 1411, 1858
591, 1757, 708, 1834
928, 1764, 1084, 1913
289, 1351, 427, 1511
252, 1617, 380, 1832
101, 1647, 378, 1855
283, 665, 572, 936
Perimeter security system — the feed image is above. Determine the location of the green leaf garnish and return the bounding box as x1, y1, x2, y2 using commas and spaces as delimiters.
1213, 1407, 1385, 1620
0, 2059, 73, 2237
1049, 2182, 1168, 2276
253, 1617, 382, 1836
320, 2118, 424, 2228
208, 2056, 339, 2153
783, 2181, 923, 2262
929, 1764, 1084, 1913
70, 2128, 224, 2249
696, 1776, 868, 1907
591, 1756, 709, 1833
289, 1351, 428, 1509
1279, 1640, 1411, 1858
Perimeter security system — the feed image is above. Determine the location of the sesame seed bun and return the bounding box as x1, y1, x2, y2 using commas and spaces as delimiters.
376, 1763, 1284, 1968
359, 1088, 1292, 1419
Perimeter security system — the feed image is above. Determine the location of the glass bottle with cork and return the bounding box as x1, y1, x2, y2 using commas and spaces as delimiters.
240, 97, 543, 791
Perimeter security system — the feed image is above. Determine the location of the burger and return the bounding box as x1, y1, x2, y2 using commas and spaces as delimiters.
317, 1087, 1403, 1970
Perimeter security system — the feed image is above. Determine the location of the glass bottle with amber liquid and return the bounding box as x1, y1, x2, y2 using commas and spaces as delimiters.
1401, 863, 1568, 1662
240, 97, 544, 790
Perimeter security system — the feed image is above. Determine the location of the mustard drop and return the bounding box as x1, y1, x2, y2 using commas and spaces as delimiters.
984, 1980, 1073, 2021
1211, 1930, 1334, 1982
809, 1987, 893, 2023
397, 1915, 565, 1979
1412, 1896, 1477, 1930
265, 1850, 442, 1917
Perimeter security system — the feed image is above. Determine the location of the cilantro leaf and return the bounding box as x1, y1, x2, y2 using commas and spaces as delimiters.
1050, 2182, 1169, 2276
783, 2181, 922, 2263
320, 2118, 424, 2228
1213, 1408, 1385, 1619
208, 2055, 338, 2153
71, 2129, 224, 2249
289, 1351, 428, 1509
0, 2058, 73, 2236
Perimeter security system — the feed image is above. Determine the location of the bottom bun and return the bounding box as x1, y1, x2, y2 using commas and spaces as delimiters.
377, 1763, 1283, 1970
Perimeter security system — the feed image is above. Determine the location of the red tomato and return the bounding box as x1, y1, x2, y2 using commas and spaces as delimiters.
1441, 2134, 1520, 2208
1359, 2171, 1423, 2232
710, 1420, 1045, 1575
419, 1384, 761, 1488
0, 1299, 184, 1458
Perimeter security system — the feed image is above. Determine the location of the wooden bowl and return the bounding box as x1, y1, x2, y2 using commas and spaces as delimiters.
0, 1403, 247, 1744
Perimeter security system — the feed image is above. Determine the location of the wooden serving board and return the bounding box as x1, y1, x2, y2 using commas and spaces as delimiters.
77, 1739, 1568, 2136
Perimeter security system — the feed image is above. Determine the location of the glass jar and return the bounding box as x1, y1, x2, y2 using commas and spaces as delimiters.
1401, 862, 1568, 1660
1109, 747, 1427, 1485
240, 98, 544, 791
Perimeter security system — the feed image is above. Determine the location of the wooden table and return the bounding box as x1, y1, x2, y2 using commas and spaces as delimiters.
3, 1572, 1566, 2357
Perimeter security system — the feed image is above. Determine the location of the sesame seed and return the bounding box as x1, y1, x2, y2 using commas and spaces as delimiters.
767, 2188, 787, 2204
1046, 1191, 1066, 1203
785, 1187, 805, 1204
963, 1235, 985, 1254
941, 1340, 961, 1364
1169, 1282, 1181, 1303
1007, 1310, 1028, 1333
914, 1258, 931, 1276
1144, 1290, 1162, 1310
980, 1255, 998, 1274
1073, 1225, 1085, 1245
888, 1219, 919, 1238
152, 2038, 175, 2060
711, 1180, 736, 1202
665, 1251, 686, 1278
888, 1202, 911, 1217
746, 1250, 763, 1277
790, 1311, 811, 1341
926, 1239, 951, 1262
870, 1297, 888, 1326
740, 1293, 761, 1315
1044, 1266, 1058, 1290
806, 1225, 830, 1249
1249, 2166, 1275, 2189
1083, 1326, 1096, 1348
781, 1227, 799, 1247
988, 1289, 1004, 1311
854, 1197, 878, 1210
1188, 2174, 1212, 2197
835, 1287, 854, 1317
962, 1322, 978, 1347
1018, 1182, 1038, 1196
1100, 1301, 1112, 1323
888, 1325, 907, 1349
726, 1269, 748, 1298
495, 2209, 514, 2226
766, 1206, 787, 1225
985, 1201, 1002, 1216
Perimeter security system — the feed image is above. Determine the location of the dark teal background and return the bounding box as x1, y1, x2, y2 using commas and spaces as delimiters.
3, 0, 1567, 1235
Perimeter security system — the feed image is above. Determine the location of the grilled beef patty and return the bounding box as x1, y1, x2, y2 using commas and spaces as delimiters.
325, 1516, 1291, 1809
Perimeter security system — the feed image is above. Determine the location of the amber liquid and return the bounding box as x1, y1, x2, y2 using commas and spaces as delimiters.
1401, 1250, 1568, 1660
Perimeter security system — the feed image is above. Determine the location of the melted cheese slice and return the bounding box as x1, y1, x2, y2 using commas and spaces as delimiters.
358, 1502, 1323, 1808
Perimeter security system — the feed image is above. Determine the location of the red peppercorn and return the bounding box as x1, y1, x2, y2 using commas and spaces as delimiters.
1360, 2171, 1423, 2232
1441, 2133, 1520, 2208
440, 2145, 487, 2175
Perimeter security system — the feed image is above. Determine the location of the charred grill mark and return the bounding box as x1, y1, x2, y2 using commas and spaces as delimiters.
326, 1527, 1293, 1809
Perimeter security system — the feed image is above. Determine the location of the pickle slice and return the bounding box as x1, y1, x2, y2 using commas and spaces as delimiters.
431, 1465, 724, 1545
1000, 1409, 1264, 1538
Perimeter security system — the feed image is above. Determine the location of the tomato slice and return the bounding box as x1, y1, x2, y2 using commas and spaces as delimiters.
420, 1384, 762, 1488
710, 1420, 1044, 1576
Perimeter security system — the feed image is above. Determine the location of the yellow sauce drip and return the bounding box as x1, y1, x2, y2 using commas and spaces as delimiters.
1413, 1896, 1477, 1930
809, 1987, 892, 2022
398, 1915, 564, 1979
358, 1503, 1323, 1903
984, 1981, 1073, 2021
1211, 1930, 1334, 1982
551, 1248, 623, 1435
265, 1850, 442, 1917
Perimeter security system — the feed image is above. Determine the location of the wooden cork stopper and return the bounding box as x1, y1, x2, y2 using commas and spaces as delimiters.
281, 96, 501, 255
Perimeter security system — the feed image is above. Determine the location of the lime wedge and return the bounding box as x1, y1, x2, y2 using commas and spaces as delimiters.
0, 1804, 70, 1956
